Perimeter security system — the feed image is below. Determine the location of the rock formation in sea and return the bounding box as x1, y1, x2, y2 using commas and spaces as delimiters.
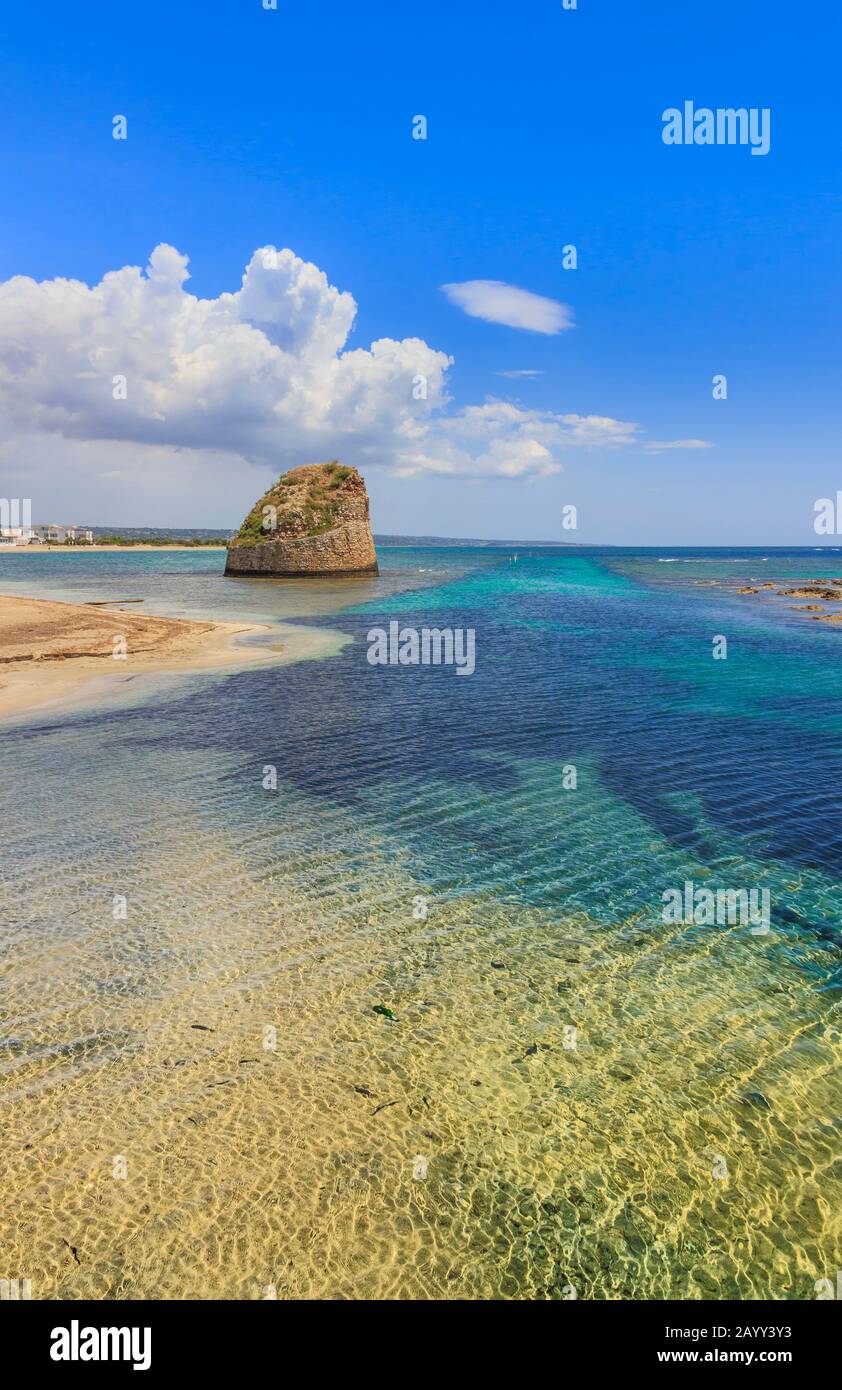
224, 462, 379, 577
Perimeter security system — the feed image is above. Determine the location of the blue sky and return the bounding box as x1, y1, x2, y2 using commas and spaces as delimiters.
0, 0, 839, 542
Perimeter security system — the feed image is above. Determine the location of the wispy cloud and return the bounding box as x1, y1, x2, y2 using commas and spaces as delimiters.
644, 439, 713, 452
441, 280, 573, 335
495, 369, 543, 379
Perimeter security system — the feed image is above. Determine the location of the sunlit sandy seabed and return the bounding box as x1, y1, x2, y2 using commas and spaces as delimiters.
0, 546, 840, 1299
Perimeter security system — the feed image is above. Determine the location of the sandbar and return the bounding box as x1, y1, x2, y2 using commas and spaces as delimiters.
0, 592, 285, 720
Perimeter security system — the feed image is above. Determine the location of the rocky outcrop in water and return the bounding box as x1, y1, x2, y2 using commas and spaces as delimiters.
224, 462, 378, 578
710, 575, 842, 627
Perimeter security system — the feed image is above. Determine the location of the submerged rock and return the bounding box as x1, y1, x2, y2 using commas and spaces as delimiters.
225, 461, 378, 578
740, 1089, 772, 1112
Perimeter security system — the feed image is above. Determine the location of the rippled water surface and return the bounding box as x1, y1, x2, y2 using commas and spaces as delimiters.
1, 546, 840, 1299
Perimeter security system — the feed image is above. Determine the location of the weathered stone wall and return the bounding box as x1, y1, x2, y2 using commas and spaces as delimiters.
224, 518, 378, 577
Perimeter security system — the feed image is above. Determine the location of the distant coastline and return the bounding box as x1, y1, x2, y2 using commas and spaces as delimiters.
5, 530, 842, 552
373, 534, 581, 548
0, 542, 228, 552
0, 526, 231, 550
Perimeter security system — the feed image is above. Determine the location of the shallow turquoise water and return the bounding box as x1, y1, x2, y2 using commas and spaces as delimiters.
1, 546, 840, 1299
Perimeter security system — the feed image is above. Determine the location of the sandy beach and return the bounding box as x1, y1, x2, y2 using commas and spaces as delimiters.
0, 544, 227, 553
0, 592, 282, 719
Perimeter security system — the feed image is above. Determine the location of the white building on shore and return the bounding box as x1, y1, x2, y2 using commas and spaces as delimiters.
0, 521, 96, 546
41, 524, 94, 544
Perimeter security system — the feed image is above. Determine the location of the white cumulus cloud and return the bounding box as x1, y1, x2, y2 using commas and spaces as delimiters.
0, 244, 450, 465
0, 243, 646, 500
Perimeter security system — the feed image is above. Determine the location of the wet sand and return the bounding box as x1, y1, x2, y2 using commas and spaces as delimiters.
0, 593, 283, 720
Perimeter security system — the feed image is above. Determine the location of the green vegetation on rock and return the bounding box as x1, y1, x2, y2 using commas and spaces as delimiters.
234, 461, 366, 544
